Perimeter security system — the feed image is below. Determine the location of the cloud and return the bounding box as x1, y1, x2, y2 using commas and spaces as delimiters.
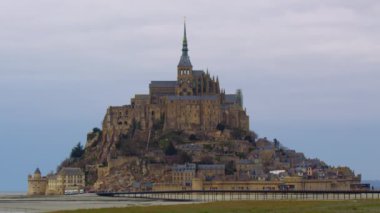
0, 0, 380, 190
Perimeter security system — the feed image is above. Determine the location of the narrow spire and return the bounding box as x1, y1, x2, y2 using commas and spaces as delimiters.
178, 18, 192, 67
182, 17, 188, 56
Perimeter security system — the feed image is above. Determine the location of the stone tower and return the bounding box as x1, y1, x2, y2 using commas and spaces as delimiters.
27, 168, 47, 196
176, 21, 194, 96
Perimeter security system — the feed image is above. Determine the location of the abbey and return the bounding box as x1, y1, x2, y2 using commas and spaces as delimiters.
102, 23, 250, 138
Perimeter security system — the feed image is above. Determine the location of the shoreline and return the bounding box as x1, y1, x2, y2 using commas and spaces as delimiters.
0, 193, 199, 213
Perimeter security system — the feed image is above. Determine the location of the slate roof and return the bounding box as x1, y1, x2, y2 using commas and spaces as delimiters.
192, 70, 205, 77
198, 164, 225, 170
34, 168, 41, 174
178, 55, 192, 67
225, 94, 238, 103
238, 159, 254, 164
58, 167, 84, 176
149, 81, 177, 88
167, 95, 218, 101
172, 163, 196, 172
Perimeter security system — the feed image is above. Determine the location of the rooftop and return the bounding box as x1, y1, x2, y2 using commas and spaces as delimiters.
198, 164, 225, 170
149, 81, 177, 88
168, 95, 218, 101
58, 167, 84, 176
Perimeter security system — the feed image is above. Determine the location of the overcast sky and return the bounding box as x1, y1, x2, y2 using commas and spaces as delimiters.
0, 0, 379, 191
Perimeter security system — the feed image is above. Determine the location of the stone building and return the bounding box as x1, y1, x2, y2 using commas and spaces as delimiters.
28, 167, 85, 196
102, 23, 250, 147
172, 163, 196, 186
236, 159, 264, 180
197, 164, 225, 181
27, 168, 47, 196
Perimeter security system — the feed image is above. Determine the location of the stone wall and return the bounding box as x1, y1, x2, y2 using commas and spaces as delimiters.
27, 175, 47, 196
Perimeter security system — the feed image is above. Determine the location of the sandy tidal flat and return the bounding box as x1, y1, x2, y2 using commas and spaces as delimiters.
0, 193, 196, 213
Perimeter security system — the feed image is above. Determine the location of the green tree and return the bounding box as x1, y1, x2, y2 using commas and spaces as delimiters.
216, 123, 226, 133
199, 156, 214, 164
231, 128, 246, 140
178, 151, 192, 163
92, 127, 101, 133
274, 138, 280, 150
189, 134, 198, 141
164, 142, 177, 156
225, 161, 236, 175
70, 142, 84, 159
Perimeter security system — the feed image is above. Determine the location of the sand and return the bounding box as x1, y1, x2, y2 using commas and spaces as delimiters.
0, 193, 197, 213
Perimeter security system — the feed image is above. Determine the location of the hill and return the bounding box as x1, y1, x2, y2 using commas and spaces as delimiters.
55, 23, 361, 192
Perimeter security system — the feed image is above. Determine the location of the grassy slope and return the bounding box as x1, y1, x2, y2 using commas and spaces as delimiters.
53, 200, 380, 213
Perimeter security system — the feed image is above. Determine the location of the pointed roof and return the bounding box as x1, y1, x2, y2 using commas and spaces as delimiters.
34, 168, 41, 174
178, 20, 192, 68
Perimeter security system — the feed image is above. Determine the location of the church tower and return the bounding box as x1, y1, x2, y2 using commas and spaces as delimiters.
177, 21, 194, 96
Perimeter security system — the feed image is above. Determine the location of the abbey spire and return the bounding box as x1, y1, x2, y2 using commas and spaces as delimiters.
178, 20, 192, 68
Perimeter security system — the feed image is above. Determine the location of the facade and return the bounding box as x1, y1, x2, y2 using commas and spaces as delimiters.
191, 177, 361, 191
27, 168, 47, 196
172, 163, 196, 186
197, 164, 225, 181
28, 167, 85, 196
154, 177, 361, 191
102, 23, 250, 145
236, 160, 264, 180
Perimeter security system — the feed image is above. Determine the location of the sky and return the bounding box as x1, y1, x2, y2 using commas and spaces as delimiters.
0, 0, 379, 192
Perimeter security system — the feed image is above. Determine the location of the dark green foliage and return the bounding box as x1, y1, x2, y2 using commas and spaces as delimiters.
189, 134, 198, 141
225, 160, 236, 175
236, 152, 246, 159
159, 137, 178, 156
231, 128, 246, 140
203, 144, 213, 151
152, 117, 164, 131
249, 131, 258, 145
216, 123, 226, 133
164, 142, 177, 156
70, 142, 85, 159
158, 139, 170, 150
274, 138, 280, 150
244, 135, 253, 142
118, 134, 140, 156
178, 151, 192, 163
199, 156, 214, 164
92, 127, 101, 133
130, 118, 141, 137
159, 131, 184, 144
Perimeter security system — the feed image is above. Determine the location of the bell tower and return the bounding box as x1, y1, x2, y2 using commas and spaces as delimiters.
177, 20, 193, 96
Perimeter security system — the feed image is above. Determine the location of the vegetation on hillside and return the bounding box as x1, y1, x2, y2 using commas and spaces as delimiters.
70, 142, 85, 159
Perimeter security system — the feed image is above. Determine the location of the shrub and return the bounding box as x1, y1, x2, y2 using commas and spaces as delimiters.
189, 134, 198, 141
231, 128, 246, 140
92, 127, 101, 133
164, 142, 177, 156
225, 161, 236, 175
178, 151, 192, 163
203, 144, 213, 151
199, 156, 214, 164
216, 123, 226, 133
